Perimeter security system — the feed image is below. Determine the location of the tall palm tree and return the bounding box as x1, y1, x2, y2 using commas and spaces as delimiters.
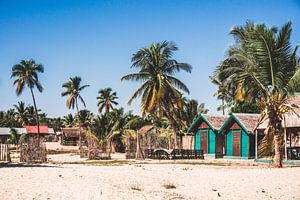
61, 76, 89, 149
11, 59, 44, 134
13, 101, 29, 126
97, 88, 119, 113
121, 41, 192, 148
217, 21, 300, 167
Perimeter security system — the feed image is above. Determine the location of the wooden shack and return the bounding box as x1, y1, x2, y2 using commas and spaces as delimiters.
61, 128, 80, 146
187, 114, 227, 156
256, 94, 300, 160
0, 128, 27, 143
218, 113, 260, 159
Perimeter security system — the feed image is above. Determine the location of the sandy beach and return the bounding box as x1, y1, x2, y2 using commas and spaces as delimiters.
0, 162, 299, 200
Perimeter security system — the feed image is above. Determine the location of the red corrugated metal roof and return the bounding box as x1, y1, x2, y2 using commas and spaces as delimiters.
24, 126, 49, 134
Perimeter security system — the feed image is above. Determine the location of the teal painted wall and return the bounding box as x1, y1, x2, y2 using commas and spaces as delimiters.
195, 130, 201, 150
208, 129, 215, 154
241, 130, 248, 157
226, 130, 233, 156
195, 129, 216, 154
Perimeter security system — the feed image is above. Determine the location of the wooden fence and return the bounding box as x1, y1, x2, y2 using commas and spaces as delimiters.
0, 143, 9, 161
20, 138, 47, 163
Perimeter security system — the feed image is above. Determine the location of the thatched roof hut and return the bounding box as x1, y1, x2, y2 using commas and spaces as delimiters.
138, 125, 158, 135
61, 128, 80, 137
257, 94, 300, 130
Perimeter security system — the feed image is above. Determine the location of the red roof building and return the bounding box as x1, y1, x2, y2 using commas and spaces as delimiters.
24, 126, 49, 134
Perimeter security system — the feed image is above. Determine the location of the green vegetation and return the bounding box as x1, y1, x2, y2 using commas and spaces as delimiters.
121, 41, 192, 148
97, 88, 119, 113
61, 76, 90, 147
212, 21, 300, 167
0, 21, 298, 167
11, 59, 44, 134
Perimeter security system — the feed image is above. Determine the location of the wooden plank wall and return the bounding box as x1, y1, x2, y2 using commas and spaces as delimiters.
0, 143, 8, 161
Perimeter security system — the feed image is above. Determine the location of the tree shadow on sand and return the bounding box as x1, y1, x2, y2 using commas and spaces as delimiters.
0, 162, 59, 168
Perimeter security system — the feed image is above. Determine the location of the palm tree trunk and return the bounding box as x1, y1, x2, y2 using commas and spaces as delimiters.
164, 109, 178, 149
75, 98, 83, 157
273, 134, 282, 168
221, 98, 225, 115
29, 87, 40, 140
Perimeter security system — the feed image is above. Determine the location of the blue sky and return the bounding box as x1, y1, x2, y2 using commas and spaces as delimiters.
0, 0, 299, 117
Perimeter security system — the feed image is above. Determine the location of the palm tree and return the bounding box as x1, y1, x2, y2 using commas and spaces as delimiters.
11, 59, 44, 134
61, 76, 89, 149
217, 21, 300, 167
76, 109, 94, 128
179, 98, 208, 132
210, 73, 234, 115
63, 114, 75, 127
13, 101, 29, 126
97, 88, 119, 113
121, 41, 192, 148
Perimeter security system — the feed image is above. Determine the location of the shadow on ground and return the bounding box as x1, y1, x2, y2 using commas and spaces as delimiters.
0, 162, 58, 168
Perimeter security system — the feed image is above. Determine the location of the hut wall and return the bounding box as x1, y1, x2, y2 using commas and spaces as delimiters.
241, 130, 248, 157
194, 121, 215, 154
208, 129, 215, 154
225, 122, 251, 158
182, 135, 194, 150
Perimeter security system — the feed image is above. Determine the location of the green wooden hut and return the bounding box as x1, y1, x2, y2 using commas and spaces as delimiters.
218, 113, 260, 159
188, 115, 227, 156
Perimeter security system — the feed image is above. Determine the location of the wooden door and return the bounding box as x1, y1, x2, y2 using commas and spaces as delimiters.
233, 131, 240, 156
201, 131, 208, 153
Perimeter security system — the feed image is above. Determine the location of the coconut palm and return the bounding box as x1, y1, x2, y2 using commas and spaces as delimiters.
210, 72, 234, 115
0, 109, 20, 127
217, 21, 300, 167
7, 128, 20, 146
13, 101, 29, 126
121, 41, 192, 148
76, 109, 94, 128
63, 114, 75, 127
61, 76, 89, 148
11, 59, 44, 134
97, 88, 119, 113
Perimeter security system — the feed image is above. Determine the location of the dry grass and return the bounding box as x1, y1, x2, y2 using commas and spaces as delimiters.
130, 183, 142, 191
163, 182, 176, 189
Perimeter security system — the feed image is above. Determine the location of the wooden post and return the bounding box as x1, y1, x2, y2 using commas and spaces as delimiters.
283, 116, 287, 160
284, 127, 287, 160
255, 129, 258, 160
136, 130, 141, 159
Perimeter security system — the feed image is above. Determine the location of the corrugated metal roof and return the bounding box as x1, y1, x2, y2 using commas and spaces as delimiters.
25, 126, 49, 134
48, 128, 55, 134
0, 128, 27, 135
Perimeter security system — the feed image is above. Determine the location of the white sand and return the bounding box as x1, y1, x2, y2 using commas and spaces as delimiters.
0, 163, 299, 200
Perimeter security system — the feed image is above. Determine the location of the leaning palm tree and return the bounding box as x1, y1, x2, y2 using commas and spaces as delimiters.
11, 59, 44, 134
121, 41, 192, 148
97, 88, 119, 113
61, 76, 89, 149
217, 21, 300, 167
